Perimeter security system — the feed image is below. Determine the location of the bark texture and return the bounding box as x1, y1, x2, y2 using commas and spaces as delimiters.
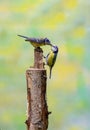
34, 47, 44, 69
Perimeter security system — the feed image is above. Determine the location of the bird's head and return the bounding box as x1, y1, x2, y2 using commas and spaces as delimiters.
44, 38, 50, 44
51, 45, 58, 53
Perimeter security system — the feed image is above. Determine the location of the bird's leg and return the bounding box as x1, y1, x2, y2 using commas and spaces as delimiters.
42, 55, 46, 58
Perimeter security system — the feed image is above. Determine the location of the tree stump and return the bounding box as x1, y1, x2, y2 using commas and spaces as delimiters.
25, 47, 49, 130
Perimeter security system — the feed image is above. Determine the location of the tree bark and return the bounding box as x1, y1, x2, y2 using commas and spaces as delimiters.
34, 47, 44, 69
25, 47, 49, 130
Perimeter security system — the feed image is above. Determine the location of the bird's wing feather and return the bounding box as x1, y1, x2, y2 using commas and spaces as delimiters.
52, 53, 57, 66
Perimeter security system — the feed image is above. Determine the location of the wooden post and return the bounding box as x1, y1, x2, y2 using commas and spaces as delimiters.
25, 47, 49, 130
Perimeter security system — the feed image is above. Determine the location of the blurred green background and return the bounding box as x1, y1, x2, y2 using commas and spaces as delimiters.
0, 0, 90, 130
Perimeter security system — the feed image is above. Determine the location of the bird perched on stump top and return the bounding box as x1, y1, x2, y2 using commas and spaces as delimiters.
45, 45, 58, 79
18, 34, 52, 48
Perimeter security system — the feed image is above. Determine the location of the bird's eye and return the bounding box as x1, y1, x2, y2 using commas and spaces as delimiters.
45, 38, 50, 43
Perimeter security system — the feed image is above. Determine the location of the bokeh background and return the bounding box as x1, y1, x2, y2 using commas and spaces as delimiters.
0, 0, 90, 130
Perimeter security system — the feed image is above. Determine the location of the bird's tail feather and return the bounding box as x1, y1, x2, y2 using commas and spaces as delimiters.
49, 67, 52, 79
18, 34, 29, 39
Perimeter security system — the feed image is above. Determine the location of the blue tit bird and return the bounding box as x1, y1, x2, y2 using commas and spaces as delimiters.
45, 45, 58, 79
18, 34, 52, 48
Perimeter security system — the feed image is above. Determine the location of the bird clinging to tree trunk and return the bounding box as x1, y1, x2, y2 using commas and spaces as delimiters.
45, 45, 58, 79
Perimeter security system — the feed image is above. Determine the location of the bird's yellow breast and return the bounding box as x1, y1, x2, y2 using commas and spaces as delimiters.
47, 51, 55, 66
31, 42, 45, 47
